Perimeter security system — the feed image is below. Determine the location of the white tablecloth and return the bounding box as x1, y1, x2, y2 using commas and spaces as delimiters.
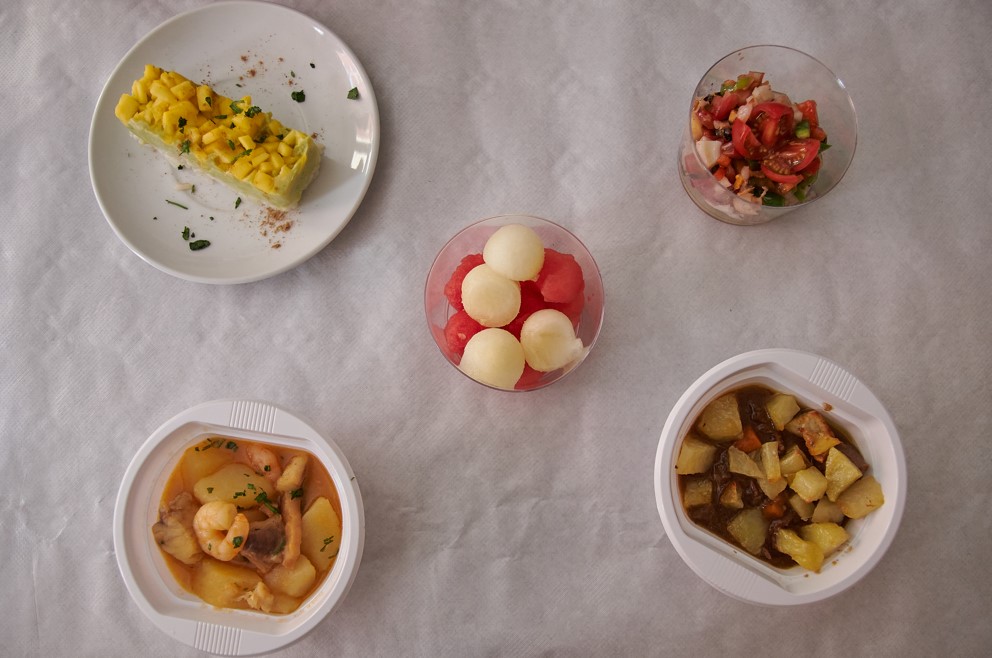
3, 0, 990, 655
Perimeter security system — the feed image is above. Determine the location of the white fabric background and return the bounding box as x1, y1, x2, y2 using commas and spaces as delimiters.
2, 0, 990, 655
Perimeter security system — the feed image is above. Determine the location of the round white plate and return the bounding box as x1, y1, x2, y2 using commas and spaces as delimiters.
115, 399, 365, 655
89, 1, 379, 284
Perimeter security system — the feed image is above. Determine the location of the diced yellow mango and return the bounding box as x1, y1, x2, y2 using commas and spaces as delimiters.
115, 94, 139, 122
131, 79, 148, 105
250, 150, 269, 166
170, 80, 195, 101
196, 85, 213, 112
259, 162, 274, 174
239, 135, 256, 150
148, 80, 176, 103
231, 157, 254, 180
253, 171, 275, 193
270, 152, 284, 169
202, 126, 225, 146
277, 142, 293, 157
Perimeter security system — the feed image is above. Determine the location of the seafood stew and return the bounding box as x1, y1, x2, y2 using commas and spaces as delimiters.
153, 436, 343, 614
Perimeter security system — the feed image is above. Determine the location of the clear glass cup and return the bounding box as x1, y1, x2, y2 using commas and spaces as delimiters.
425, 214, 605, 391
678, 45, 858, 225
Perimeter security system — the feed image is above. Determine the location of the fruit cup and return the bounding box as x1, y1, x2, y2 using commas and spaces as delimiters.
425, 215, 604, 391
678, 45, 857, 225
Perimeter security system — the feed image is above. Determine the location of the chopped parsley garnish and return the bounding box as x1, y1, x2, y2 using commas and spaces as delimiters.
247, 483, 256, 491
347, 87, 359, 100
264, 465, 271, 472
291, 90, 306, 102
209, 216, 215, 220
167, 199, 188, 210
271, 538, 286, 555
177, 165, 184, 170
309, 62, 315, 68
320, 537, 334, 552
245, 105, 262, 118
235, 196, 242, 209
191, 185, 196, 194
255, 491, 279, 515
189, 240, 210, 251
232, 148, 253, 163
229, 122, 235, 129
178, 117, 187, 132
236, 83, 243, 88
181, 226, 190, 240
226, 441, 238, 451
276, 133, 284, 140
227, 139, 236, 150
206, 487, 214, 494
233, 491, 246, 499
290, 70, 295, 77
179, 140, 190, 154
232, 536, 243, 548
213, 114, 227, 120
231, 100, 244, 114
205, 96, 212, 106
291, 488, 304, 500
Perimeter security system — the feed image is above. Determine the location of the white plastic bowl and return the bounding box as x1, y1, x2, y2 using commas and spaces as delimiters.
654, 349, 906, 605
114, 400, 365, 654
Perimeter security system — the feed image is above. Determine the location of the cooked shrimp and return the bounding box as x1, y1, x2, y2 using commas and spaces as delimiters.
193, 501, 250, 561
246, 444, 282, 483
276, 455, 308, 493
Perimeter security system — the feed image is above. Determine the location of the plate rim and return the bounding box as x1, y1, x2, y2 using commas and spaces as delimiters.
88, 0, 380, 285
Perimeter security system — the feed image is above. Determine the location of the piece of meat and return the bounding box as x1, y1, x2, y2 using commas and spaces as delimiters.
240, 515, 285, 573
152, 492, 202, 565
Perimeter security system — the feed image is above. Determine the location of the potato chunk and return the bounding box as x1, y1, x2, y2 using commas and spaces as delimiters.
181, 443, 236, 490
697, 393, 742, 441
778, 444, 808, 476
682, 477, 712, 507
301, 496, 343, 572
836, 475, 885, 519
789, 467, 829, 503
766, 393, 800, 431
192, 559, 261, 609
719, 481, 744, 509
789, 493, 814, 521
825, 447, 863, 501
728, 446, 763, 479
757, 441, 782, 482
810, 498, 845, 524
800, 522, 850, 556
675, 434, 718, 475
263, 554, 317, 598
774, 528, 824, 572
193, 463, 276, 507
727, 508, 768, 555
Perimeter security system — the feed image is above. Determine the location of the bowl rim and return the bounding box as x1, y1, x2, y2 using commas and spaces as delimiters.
424, 213, 605, 392
653, 348, 906, 605
113, 399, 365, 655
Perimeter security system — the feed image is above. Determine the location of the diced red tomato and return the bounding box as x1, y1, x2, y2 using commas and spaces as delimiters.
712, 90, 746, 121
732, 119, 765, 159
776, 138, 821, 172
751, 102, 794, 149
796, 100, 819, 130
760, 163, 803, 185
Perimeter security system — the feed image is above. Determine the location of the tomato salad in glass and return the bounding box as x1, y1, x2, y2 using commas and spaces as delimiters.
691, 72, 829, 207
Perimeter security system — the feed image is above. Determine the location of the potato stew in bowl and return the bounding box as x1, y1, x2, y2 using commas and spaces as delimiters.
676, 385, 884, 573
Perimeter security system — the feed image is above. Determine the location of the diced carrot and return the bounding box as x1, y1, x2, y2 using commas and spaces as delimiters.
762, 495, 787, 520
716, 154, 732, 168
713, 167, 726, 181
733, 426, 762, 453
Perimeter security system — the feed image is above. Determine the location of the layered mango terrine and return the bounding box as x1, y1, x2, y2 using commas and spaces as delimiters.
114, 65, 322, 209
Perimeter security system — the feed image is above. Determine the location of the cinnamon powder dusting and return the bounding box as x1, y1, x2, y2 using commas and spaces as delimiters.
260, 208, 295, 249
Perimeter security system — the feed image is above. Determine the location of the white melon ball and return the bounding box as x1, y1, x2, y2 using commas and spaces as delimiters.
461, 264, 521, 327
459, 328, 525, 389
520, 309, 585, 372
483, 224, 545, 281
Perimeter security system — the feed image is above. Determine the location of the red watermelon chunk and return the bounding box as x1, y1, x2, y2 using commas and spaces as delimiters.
536, 249, 584, 304
444, 253, 484, 311
444, 310, 484, 358
550, 292, 585, 328
515, 364, 545, 390
502, 280, 545, 338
